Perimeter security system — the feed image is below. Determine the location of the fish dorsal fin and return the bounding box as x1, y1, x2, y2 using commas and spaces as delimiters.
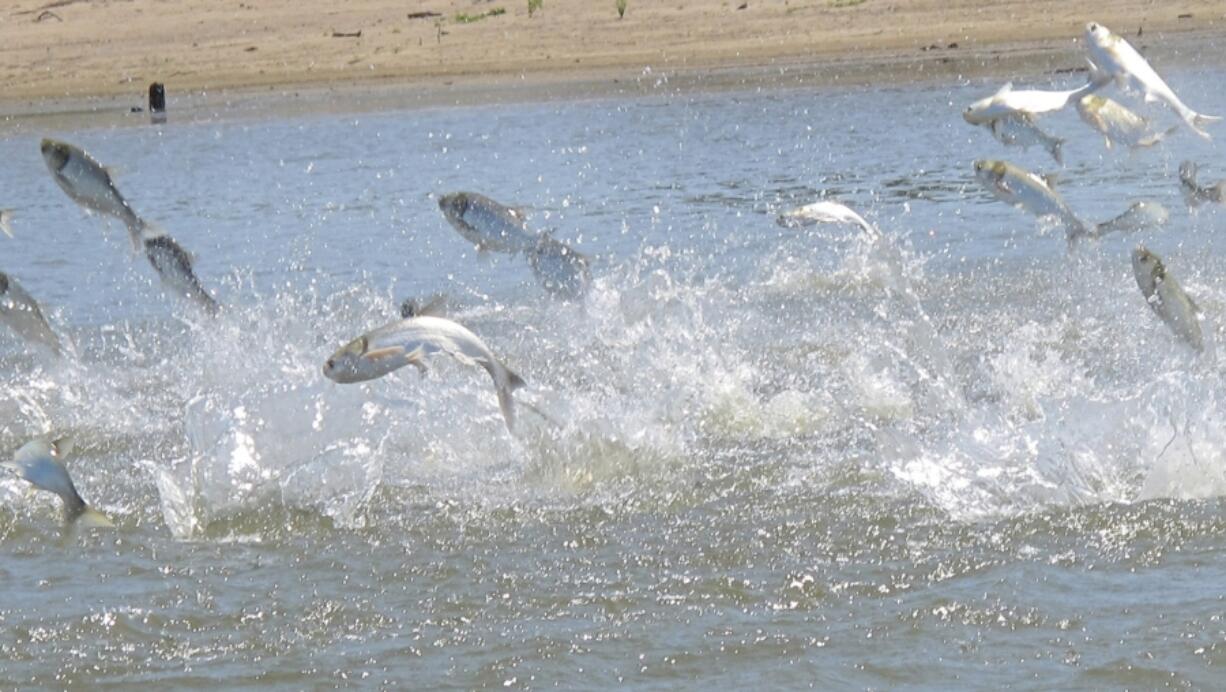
1041, 173, 1059, 189
995, 82, 1013, 96
104, 165, 122, 179
49, 436, 75, 459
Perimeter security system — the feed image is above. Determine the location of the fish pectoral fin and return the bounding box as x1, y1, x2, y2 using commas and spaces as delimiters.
364, 345, 407, 361
995, 82, 1013, 96
406, 347, 429, 376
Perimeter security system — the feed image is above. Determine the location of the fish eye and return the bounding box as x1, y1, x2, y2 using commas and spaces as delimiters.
325, 358, 335, 370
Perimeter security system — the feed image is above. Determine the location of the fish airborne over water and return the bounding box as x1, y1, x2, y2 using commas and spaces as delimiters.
529, 235, 591, 299
323, 315, 526, 430
438, 192, 542, 254
40, 138, 145, 251
962, 80, 1104, 125
1085, 22, 1221, 140
142, 230, 220, 316
972, 159, 1090, 241
1076, 94, 1179, 150
0, 272, 62, 354
1179, 162, 1226, 208
1132, 246, 1204, 353
2, 437, 112, 527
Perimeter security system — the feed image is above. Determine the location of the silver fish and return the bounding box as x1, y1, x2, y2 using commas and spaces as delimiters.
1179, 162, 1226, 207
1091, 201, 1169, 239
323, 315, 526, 430
400, 294, 449, 319
1132, 246, 1203, 353
2, 437, 112, 526
438, 192, 541, 254
1085, 22, 1221, 139
963, 80, 1104, 124
973, 159, 1089, 240
0, 272, 61, 354
1076, 94, 1179, 150
776, 200, 881, 237
40, 138, 145, 250
143, 232, 220, 316
528, 235, 591, 299
986, 115, 1064, 164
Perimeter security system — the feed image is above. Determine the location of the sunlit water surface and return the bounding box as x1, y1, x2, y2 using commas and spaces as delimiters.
2, 66, 1226, 687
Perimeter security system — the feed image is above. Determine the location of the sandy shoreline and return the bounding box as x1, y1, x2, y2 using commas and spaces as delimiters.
1, 0, 1224, 126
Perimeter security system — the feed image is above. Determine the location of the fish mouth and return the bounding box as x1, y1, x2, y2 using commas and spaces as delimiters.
39, 139, 68, 170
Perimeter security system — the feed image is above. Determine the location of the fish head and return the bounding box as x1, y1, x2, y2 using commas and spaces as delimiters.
1078, 94, 1106, 115
40, 138, 71, 172
1178, 161, 1198, 187
1131, 246, 1164, 294
962, 96, 993, 125
323, 335, 385, 383
972, 159, 1005, 187
10, 440, 77, 502
1085, 22, 1115, 49
437, 193, 470, 224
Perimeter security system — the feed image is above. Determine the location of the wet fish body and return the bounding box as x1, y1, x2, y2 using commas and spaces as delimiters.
323, 315, 525, 429
438, 192, 541, 254
528, 235, 591, 299
987, 115, 1064, 164
973, 159, 1089, 240
144, 234, 220, 316
1091, 201, 1169, 238
2, 438, 112, 526
775, 200, 880, 237
1179, 162, 1226, 207
40, 138, 145, 250
962, 80, 1103, 125
1132, 246, 1203, 352
1085, 22, 1221, 139
1076, 94, 1178, 150
0, 272, 61, 354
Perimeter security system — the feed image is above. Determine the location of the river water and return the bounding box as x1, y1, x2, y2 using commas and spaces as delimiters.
1, 65, 1225, 687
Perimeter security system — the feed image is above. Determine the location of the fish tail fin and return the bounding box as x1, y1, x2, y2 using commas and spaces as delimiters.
495, 366, 527, 432
1182, 109, 1218, 140
74, 506, 113, 528
1137, 125, 1180, 148
0, 209, 13, 238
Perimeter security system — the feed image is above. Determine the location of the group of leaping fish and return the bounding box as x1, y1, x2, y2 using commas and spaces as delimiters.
2, 139, 591, 526
1, 21, 1224, 529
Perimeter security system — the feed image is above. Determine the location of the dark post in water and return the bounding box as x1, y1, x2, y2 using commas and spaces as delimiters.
149, 82, 166, 124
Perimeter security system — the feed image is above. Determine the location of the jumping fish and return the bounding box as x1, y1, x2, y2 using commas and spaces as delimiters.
323, 315, 525, 430
973, 159, 1090, 240
1179, 162, 1226, 207
1076, 94, 1179, 150
528, 235, 591, 299
2, 437, 112, 527
775, 200, 880, 237
40, 138, 145, 250
986, 115, 1064, 164
962, 79, 1104, 125
142, 230, 220, 316
1132, 246, 1203, 352
1090, 201, 1169, 239
1085, 22, 1221, 139
400, 294, 450, 318
0, 272, 62, 354
437, 192, 541, 254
